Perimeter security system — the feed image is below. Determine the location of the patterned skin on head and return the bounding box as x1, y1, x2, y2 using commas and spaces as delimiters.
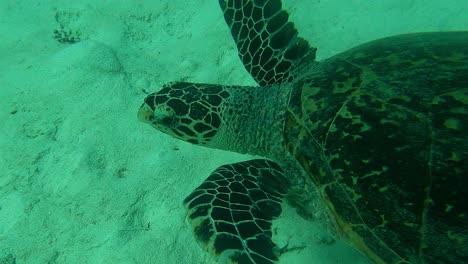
138, 82, 231, 145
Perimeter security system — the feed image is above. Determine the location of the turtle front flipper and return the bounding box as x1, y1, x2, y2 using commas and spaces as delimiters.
183, 159, 290, 264
219, 0, 317, 86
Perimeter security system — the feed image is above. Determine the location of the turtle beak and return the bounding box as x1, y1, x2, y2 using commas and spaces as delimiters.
138, 103, 154, 124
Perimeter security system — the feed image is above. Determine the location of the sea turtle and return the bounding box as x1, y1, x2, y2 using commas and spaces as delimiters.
138, 0, 468, 263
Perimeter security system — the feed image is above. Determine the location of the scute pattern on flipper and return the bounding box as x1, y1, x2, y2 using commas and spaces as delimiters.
183, 159, 289, 264
219, 0, 316, 86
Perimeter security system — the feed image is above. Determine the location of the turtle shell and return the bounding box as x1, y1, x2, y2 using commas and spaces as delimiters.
285, 32, 468, 263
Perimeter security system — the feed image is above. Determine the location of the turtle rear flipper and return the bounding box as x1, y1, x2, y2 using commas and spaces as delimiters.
183, 159, 290, 264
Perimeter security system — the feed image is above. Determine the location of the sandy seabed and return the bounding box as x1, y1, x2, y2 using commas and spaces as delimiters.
0, 0, 466, 263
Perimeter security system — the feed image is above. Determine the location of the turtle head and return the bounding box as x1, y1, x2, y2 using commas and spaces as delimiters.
139, 81, 288, 157
138, 82, 231, 146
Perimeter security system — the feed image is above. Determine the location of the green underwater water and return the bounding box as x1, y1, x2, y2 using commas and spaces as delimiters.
0, 0, 467, 263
